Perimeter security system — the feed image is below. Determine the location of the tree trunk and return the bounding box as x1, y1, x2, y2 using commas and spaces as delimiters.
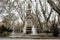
47, 0, 60, 15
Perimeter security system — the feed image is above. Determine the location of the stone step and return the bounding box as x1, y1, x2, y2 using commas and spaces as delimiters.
26, 27, 32, 33
26, 28, 32, 30
26, 30, 31, 31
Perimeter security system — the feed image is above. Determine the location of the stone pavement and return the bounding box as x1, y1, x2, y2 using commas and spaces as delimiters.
0, 38, 60, 40
0, 33, 60, 40
9, 33, 60, 39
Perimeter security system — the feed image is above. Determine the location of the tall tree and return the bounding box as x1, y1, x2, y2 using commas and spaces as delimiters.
47, 0, 60, 15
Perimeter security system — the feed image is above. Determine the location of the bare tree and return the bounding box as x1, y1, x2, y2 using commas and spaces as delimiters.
3, 13, 18, 28
0, 0, 18, 28
34, 0, 53, 32
47, 0, 60, 15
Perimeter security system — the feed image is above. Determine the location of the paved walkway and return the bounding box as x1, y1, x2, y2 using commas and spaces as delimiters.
9, 33, 60, 39
0, 33, 60, 40
0, 38, 60, 40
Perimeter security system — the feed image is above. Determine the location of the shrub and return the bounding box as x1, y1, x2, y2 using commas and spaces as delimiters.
52, 24, 59, 37
0, 25, 12, 36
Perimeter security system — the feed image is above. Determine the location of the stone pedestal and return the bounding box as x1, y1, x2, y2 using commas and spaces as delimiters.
23, 26, 26, 33
31, 25, 37, 35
